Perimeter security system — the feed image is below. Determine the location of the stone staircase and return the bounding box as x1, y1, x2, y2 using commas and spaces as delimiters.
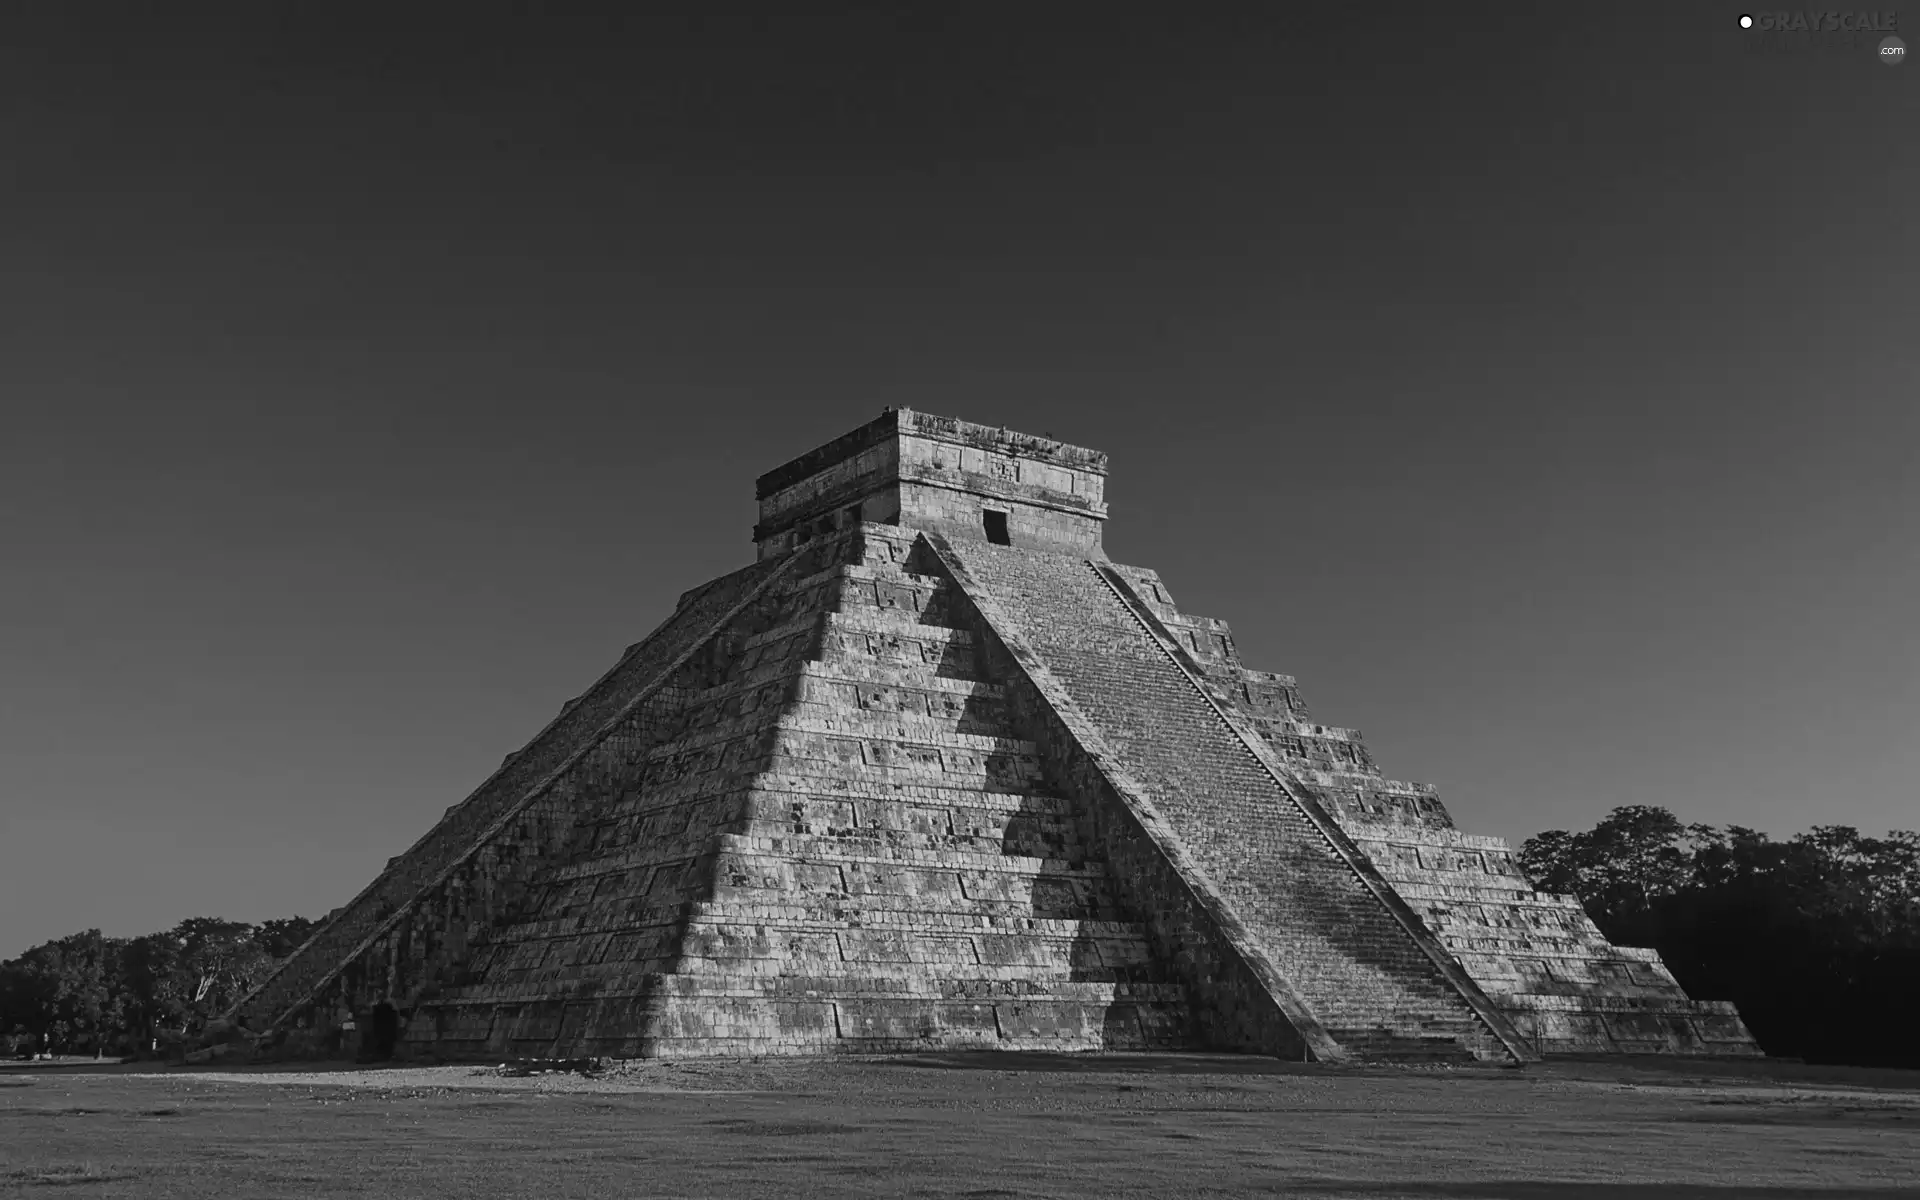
406, 526, 1196, 1058
1106, 561, 1759, 1059
930, 537, 1529, 1064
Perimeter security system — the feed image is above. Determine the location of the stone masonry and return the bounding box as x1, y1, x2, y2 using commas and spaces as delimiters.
234, 408, 1758, 1063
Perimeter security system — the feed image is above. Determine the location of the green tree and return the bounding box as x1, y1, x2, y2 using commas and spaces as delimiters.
169, 918, 276, 1028
1, 913, 317, 1056
252, 916, 318, 960
1521, 806, 1920, 1067
1518, 805, 1713, 942
0, 931, 123, 1055
118, 931, 190, 1045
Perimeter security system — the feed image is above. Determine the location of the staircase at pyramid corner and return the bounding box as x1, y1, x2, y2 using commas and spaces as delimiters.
233, 407, 1761, 1063
924, 535, 1531, 1065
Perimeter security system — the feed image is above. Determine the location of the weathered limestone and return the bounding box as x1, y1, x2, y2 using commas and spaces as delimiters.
753, 409, 1108, 560
235, 408, 1758, 1062
1098, 561, 1758, 1057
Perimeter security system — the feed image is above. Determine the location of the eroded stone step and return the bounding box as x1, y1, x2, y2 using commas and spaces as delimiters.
1497, 993, 1743, 1014
714, 834, 1110, 874
730, 828, 1105, 868
744, 775, 1074, 811
541, 831, 1105, 889
720, 824, 1103, 863
815, 613, 981, 680
771, 715, 1035, 756
1441, 933, 1667, 958
687, 899, 1134, 929
750, 800, 1083, 834
543, 816, 1100, 885
793, 663, 1008, 732
795, 660, 998, 705
535, 793, 1096, 885
641, 702, 1036, 768
1328, 1031, 1483, 1063
618, 721, 1050, 794
412, 995, 1196, 1058
1391, 883, 1565, 904
575, 778, 1075, 836
680, 921, 1160, 964
780, 696, 1010, 739
797, 656, 1004, 699
706, 874, 1119, 920
754, 760, 1054, 795
1419, 915, 1601, 940
433, 971, 1188, 1005
461, 869, 1142, 948
767, 739, 1044, 791
671, 957, 1165, 983
463, 917, 1155, 981
817, 566, 964, 628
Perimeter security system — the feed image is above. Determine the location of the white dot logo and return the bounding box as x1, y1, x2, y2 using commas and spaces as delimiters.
1882, 35, 1907, 64
1739, 13, 1754, 28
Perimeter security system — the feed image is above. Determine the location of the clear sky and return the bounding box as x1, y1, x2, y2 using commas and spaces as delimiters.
2, 5, 1915, 958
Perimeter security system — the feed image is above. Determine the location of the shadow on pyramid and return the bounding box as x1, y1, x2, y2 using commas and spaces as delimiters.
234, 410, 1760, 1065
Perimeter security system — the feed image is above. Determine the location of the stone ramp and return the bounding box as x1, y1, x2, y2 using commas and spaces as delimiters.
928, 536, 1530, 1064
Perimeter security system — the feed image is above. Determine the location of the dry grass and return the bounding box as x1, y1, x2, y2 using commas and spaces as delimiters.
1, 1053, 1917, 1198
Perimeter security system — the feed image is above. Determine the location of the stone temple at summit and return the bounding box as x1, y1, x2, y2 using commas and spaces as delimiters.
235, 409, 1759, 1064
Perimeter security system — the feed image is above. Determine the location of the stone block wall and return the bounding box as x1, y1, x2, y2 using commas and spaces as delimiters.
754, 408, 1108, 560
893, 480, 1104, 559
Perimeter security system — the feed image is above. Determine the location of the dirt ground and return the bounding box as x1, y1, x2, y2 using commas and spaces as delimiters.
2, 1053, 1917, 1198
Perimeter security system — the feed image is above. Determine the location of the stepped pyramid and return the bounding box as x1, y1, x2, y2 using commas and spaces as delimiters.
237, 410, 1759, 1063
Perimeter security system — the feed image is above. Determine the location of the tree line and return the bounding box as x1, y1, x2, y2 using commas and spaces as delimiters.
0, 917, 315, 1057
1519, 806, 1920, 1068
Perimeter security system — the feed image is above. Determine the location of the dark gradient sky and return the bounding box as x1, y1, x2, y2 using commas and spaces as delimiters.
2, 5, 1914, 957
